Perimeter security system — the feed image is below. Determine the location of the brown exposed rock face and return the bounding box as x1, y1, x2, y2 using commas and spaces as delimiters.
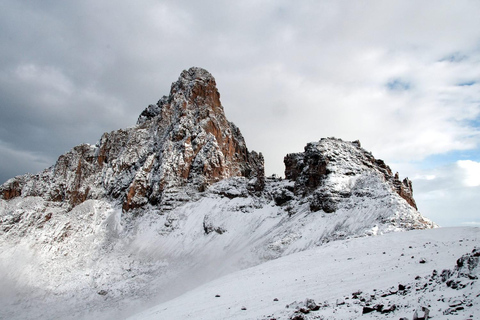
0, 67, 264, 212
284, 138, 418, 211
393, 174, 417, 209
1, 180, 22, 200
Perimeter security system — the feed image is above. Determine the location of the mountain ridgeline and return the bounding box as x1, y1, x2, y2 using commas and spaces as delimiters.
2, 67, 418, 217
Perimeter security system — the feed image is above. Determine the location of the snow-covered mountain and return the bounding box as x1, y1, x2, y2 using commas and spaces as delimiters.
0, 67, 443, 320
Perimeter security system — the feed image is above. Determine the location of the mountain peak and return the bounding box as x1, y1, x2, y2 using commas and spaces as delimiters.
171, 66, 219, 101
137, 66, 222, 125
1, 67, 264, 211
179, 66, 215, 82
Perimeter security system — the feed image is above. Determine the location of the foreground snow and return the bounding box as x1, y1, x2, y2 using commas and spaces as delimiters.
130, 227, 479, 320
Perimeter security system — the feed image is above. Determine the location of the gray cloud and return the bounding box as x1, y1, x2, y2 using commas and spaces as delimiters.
1, 1, 480, 226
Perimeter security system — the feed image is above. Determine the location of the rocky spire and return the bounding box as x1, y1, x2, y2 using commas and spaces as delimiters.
0, 67, 264, 212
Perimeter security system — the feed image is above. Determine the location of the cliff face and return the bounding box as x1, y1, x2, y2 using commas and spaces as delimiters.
0, 67, 264, 211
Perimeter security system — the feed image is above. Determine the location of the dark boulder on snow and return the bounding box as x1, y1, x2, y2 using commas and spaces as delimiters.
454, 248, 480, 280
304, 298, 320, 311
97, 290, 108, 296
362, 306, 376, 314
412, 306, 430, 319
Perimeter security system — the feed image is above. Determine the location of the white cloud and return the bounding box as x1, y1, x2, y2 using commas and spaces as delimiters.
457, 160, 480, 187
461, 221, 480, 226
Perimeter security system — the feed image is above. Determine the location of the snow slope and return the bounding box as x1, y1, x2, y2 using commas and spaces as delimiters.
130, 227, 480, 320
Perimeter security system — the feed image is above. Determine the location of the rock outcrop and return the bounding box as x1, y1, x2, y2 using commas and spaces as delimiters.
0, 67, 264, 211
284, 138, 417, 213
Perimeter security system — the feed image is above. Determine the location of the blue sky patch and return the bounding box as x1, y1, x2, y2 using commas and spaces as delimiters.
440, 52, 468, 63
458, 81, 476, 86
419, 148, 480, 170
386, 79, 411, 91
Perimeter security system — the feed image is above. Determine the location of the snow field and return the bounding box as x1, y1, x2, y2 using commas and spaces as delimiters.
130, 227, 479, 320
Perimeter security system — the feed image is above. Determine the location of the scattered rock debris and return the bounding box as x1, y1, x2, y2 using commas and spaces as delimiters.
278, 248, 479, 319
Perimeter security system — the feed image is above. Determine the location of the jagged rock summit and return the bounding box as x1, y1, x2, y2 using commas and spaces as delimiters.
0, 67, 264, 211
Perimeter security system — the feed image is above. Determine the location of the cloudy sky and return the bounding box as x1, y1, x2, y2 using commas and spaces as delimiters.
1, 1, 479, 226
